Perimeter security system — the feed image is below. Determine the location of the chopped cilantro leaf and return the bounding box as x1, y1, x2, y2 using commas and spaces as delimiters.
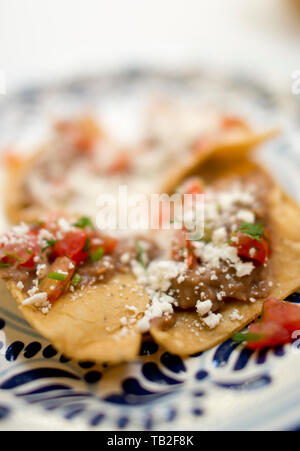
48, 272, 68, 281
42, 239, 58, 252
232, 332, 263, 343
83, 237, 90, 253
237, 222, 266, 242
252, 245, 261, 252
71, 273, 82, 286
5, 251, 22, 263
136, 242, 146, 269
73, 216, 95, 229
90, 247, 104, 263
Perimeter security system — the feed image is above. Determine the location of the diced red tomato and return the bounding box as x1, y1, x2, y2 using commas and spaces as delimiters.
39, 256, 75, 303
261, 297, 300, 335
19, 254, 36, 269
102, 236, 118, 254
90, 234, 118, 255
53, 230, 88, 264
193, 136, 211, 154
182, 177, 204, 196
180, 177, 204, 211
0, 229, 40, 268
221, 116, 247, 130
245, 297, 300, 350
3, 148, 24, 167
247, 321, 290, 350
0, 219, 117, 271
107, 151, 131, 174
172, 229, 197, 268
231, 230, 269, 265
55, 116, 101, 153
20, 229, 41, 268
155, 199, 174, 229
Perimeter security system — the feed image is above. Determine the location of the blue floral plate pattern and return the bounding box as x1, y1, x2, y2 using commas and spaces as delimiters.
0, 70, 299, 430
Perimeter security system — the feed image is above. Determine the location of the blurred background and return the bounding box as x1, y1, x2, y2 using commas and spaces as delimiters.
0, 0, 300, 92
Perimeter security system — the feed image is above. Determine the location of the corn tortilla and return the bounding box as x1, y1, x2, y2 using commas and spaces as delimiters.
6, 272, 148, 364
151, 167, 300, 355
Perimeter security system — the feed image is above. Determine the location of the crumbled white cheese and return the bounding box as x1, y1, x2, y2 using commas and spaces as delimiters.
120, 316, 128, 326
36, 263, 47, 278
216, 290, 226, 301
12, 223, 29, 237
235, 261, 254, 277
202, 311, 222, 329
120, 252, 131, 264
196, 299, 213, 316
137, 292, 175, 333
193, 241, 254, 277
22, 292, 51, 313
27, 286, 39, 297
16, 281, 24, 290
177, 274, 186, 284
125, 304, 138, 313
134, 260, 187, 292
132, 259, 187, 333
212, 227, 227, 245
230, 309, 244, 321
217, 188, 254, 211
193, 241, 235, 267
236, 209, 255, 223
41, 304, 52, 314
57, 218, 73, 232
37, 228, 54, 247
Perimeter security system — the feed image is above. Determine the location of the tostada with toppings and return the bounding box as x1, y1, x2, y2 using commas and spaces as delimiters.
3, 101, 276, 224
1, 150, 300, 362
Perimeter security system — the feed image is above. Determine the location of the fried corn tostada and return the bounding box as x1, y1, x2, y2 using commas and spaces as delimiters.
1, 154, 300, 362
150, 163, 300, 354
4, 111, 277, 224
0, 217, 154, 363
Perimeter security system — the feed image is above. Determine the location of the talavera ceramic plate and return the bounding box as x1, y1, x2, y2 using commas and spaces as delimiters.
0, 69, 299, 431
